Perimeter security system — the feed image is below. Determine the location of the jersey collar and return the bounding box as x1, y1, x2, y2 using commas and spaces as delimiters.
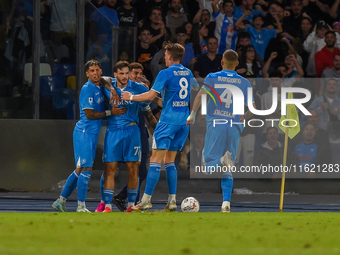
222, 69, 237, 75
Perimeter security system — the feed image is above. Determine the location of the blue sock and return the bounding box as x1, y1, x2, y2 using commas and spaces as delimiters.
127, 188, 138, 204
103, 189, 114, 205
221, 172, 233, 202
61, 170, 79, 199
77, 171, 92, 202
165, 162, 177, 195
100, 174, 105, 202
144, 162, 161, 196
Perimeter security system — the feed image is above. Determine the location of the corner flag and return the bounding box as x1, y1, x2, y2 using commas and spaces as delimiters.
278, 92, 300, 212
278, 92, 300, 139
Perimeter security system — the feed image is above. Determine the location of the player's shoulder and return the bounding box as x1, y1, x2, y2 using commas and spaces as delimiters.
130, 80, 149, 92
167, 64, 194, 77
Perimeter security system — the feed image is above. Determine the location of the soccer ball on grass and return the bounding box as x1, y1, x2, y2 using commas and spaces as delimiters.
181, 197, 200, 212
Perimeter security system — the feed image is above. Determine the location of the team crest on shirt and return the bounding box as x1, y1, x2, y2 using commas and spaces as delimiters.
223, 24, 236, 33
89, 97, 93, 104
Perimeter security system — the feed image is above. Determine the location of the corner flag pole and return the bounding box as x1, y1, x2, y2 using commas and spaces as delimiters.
278, 92, 300, 212
279, 126, 289, 212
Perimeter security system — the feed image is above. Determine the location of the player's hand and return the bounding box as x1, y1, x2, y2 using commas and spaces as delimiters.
110, 105, 127, 115
186, 111, 196, 126
121, 91, 132, 101
240, 115, 245, 122
110, 89, 120, 105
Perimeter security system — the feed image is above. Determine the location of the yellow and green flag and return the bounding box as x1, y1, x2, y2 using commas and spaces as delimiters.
278, 92, 300, 139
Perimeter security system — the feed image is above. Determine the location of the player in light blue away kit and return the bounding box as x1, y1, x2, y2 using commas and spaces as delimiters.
187, 49, 255, 212
52, 60, 126, 212
121, 43, 198, 211
95, 61, 153, 213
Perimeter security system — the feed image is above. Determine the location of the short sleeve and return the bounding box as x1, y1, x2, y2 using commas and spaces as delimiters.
151, 70, 167, 93
80, 86, 95, 110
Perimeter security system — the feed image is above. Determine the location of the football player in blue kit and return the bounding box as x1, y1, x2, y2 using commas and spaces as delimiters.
52, 60, 127, 213
121, 43, 198, 211
187, 49, 255, 212
98, 61, 153, 212
95, 62, 158, 212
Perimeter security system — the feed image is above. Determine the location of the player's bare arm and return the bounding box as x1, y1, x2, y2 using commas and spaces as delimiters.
100, 76, 120, 105
153, 96, 163, 107
142, 108, 158, 133
84, 107, 127, 119
121, 90, 158, 102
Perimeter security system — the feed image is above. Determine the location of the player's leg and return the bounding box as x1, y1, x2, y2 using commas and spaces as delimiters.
164, 150, 179, 211
163, 124, 189, 211
52, 169, 79, 212
133, 123, 174, 211
102, 128, 124, 212
94, 174, 106, 212
52, 130, 94, 212
221, 125, 241, 213
75, 132, 99, 212
102, 161, 118, 212
133, 149, 167, 211
125, 161, 139, 211
201, 124, 229, 171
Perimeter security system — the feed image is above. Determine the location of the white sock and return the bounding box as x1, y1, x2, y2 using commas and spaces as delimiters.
168, 194, 176, 202
101, 200, 105, 204
141, 193, 152, 203
78, 201, 85, 207
59, 196, 67, 203
128, 202, 134, 207
222, 201, 230, 209
105, 204, 112, 210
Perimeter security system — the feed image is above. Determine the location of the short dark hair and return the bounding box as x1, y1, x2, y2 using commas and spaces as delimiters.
129, 62, 144, 71
325, 30, 336, 37
238, 31, 250, 40
276, 63, 288, 71
223, 0, 234, 7
253, 14, 264, 22
85, 59, 101, 72
269, 70, 283, 78
333, 53, 340, 60
266, 126, 278, 133
114, 61, 130, 73
206, 36, 218, 43
139, 26, 151, 35
175, 26, 187, 35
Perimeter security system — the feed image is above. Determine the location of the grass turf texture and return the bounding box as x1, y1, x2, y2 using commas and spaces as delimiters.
0, 212, 339, 255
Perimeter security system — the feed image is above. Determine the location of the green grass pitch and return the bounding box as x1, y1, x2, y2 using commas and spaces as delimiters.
0, 212, 339, 255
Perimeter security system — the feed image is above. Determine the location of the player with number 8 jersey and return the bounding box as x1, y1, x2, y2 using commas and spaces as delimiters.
121, 43, 198, 211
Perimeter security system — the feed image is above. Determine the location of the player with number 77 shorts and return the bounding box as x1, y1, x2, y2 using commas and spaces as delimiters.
121, 43, 198, 211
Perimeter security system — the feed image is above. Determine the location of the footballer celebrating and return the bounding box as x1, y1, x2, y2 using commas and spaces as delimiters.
121, 43, 198, 211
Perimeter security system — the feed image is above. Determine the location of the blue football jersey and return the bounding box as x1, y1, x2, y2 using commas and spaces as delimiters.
75, 79, 105, 135
203, 70, 253, 124
152, 64, 198, 125
102, 78, 150, 128
294, 143, 317, 167
246, 26, 276, 59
